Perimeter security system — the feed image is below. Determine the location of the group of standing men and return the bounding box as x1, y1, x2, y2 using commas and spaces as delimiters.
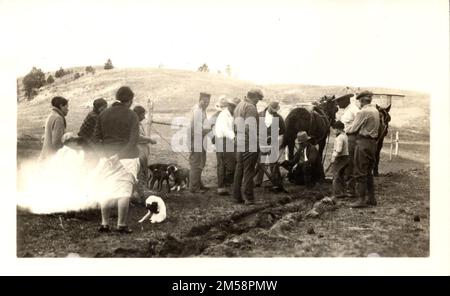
189, 89, 381, 208
187, 89, 287, 205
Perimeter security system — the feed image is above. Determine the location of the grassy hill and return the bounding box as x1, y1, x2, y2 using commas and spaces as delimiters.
17, 67, 430, 138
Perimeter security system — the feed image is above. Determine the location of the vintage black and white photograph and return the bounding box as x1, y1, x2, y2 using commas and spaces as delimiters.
6, 0, 449, 270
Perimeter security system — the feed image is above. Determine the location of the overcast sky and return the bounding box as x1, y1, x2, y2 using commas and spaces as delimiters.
1, 0, 447, 92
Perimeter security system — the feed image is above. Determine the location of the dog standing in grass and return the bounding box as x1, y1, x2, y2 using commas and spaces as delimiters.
167, 164, 190, 192
147, 163, 171, 192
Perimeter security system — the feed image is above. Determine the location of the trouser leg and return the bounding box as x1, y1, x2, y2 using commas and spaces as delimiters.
233, 152, 244, 202
224, 151, 236, 186
242, 152, 258, 202
189, 152, 203, 192
254, 154, 264, 186
216, 152, 225, 189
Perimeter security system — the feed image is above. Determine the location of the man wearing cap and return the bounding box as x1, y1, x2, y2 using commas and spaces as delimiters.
346, 91, 380, 208
214, 97, 240, 195
232, 89, 263, 204
254, 101, 286, 187
340, 97, 361, 196
288, 131, 323, 188
188, 92, 211, 193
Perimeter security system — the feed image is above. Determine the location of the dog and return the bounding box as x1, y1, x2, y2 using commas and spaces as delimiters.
138, 195, 167, 223
147, 163, 171, 192
167, 164, 190, 192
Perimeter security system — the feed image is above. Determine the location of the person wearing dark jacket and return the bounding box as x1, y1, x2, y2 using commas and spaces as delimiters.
93, 86, 140, 234
287, 131, 324, 188
232, 89, 263, 204
254, 101, 285, 187
78, 98, 107, 164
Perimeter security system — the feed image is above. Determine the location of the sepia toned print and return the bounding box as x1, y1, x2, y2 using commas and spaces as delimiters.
14, 0, 436, 259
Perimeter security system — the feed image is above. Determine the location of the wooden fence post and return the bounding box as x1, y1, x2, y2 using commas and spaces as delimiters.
394, 131, 399, 157
389, 133, 393, 161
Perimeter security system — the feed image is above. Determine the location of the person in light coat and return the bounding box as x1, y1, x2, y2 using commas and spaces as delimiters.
39, 96, 69, 161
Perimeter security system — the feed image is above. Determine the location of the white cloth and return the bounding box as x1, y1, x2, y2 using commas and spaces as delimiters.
214, 108, 235, 140
145, 195, 167, 223
331, 133, 349, 162
264, 110, 274, 128
88, 156, 140, 203
341, 103, 360, 133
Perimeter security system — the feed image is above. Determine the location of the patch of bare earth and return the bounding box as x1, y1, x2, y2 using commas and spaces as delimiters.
17, 166, 429, 257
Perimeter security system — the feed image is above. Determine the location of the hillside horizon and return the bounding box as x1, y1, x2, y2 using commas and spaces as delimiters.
17, 66, 429, 137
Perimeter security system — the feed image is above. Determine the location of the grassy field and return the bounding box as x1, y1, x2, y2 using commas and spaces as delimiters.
16, 67, 430, 257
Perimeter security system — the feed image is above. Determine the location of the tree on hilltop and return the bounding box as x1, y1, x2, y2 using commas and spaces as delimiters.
104, 59, 114, 70
23, 67, 46, 100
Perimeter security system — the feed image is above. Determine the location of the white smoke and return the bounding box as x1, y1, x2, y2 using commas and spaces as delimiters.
17, 147, 100, 214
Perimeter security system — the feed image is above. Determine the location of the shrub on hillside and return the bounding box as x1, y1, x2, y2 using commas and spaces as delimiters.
46, 75, 55, 84
23, 67, 46, 100
74, 72, 81, 80
55, 67, 68, 78
85, 66, 96, 74
104, 59, 114, 70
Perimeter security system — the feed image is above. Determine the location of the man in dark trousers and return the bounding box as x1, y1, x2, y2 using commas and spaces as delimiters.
188, 92, 211, 193
346, 91, 380, 208
233, 89, 263, 204
214, 97, 240, 195
254, 101, 285, 187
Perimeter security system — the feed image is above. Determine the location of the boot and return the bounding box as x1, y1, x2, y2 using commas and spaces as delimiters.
350, 182, 368, 208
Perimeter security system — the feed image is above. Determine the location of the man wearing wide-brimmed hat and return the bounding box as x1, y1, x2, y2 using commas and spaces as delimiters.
232, 88, 263, 204
254, 101, 286, 188
214, 97, 241, 195
346, 90, 380, 208
287, 131, 323, 188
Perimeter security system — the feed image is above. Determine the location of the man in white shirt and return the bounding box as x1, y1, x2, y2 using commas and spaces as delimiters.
214, 97, 240, 195
340, 99, 360, 196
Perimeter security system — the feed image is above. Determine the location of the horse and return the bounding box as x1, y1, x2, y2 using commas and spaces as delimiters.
280, 95, 338, 161
374, 104, 391, 176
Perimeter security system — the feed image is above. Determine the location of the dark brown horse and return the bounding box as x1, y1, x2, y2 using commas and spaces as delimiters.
374, 104, 391, 176
281, 95, 338, 161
